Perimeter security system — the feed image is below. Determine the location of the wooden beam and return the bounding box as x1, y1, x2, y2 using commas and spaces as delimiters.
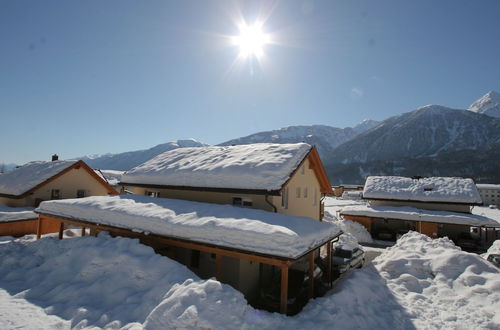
36, 217, 42, 239
280, 265, 289, 314
58, 221, 64, 239
308, 251, 315, 299
81, 227, 86, 237
215, 254, 223, 281
326, 241, 332, 286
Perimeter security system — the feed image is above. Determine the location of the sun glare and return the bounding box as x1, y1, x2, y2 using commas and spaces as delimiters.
232, 23, 271, 58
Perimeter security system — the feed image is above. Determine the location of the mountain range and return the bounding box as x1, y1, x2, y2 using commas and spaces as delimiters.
69, 91, 500, 185
79, 139, 207, 171
218, 120, 380, 157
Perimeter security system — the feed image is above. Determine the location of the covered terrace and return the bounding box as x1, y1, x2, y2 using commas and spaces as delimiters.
35, 195, 342, 314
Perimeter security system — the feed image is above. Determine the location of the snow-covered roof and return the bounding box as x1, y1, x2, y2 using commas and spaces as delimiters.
476, 183, 500, 190
36, 195, 341, 259
0, 205, 37, 223
340, 205, 499, 227
363, 176, 482, 204
472, 206, 500, 225
121, 143, 313, 191
0, 160, 78, 196
94, 169, 124, 186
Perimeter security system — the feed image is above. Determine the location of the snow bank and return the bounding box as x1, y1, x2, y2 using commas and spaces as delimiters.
340, 204, 499, 226
121, 143, 312, 191
337, 219, 373, 244
0, 205, 37, 223
363, 176, 482, 204
373, 232, 500, 328
1, 231, 498, 329
144, 279, 251, 329
37, 195, 341, 259
0, 160, 77, 196
0, 234, 195, 329
485, 240, 500, 255
324, 212, 372, 246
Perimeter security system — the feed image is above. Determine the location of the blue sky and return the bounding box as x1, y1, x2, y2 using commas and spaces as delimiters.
1, 0, 499, 164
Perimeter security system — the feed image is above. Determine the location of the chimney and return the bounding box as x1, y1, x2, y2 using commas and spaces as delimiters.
52, 154, 59, 161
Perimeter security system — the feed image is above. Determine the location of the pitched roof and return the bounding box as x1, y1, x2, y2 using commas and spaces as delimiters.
0, 160, 117, 198
36, 195, 342, 259
363, 176, 482, 205
0, 160, 79, 196
122, 143, 331, 193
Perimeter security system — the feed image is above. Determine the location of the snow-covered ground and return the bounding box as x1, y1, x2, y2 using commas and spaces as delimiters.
1, 230, 498, 329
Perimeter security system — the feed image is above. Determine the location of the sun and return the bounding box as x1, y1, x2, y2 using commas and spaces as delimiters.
232, 23, 271, 59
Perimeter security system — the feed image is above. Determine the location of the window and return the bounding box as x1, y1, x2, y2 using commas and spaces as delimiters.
51, 189, 60, 200
301, 165, 305, 175
77, 189, 86, 198
281, 187, 289, 209
312, 188, 317, 206
303, 187, 308, 198
145, 190, 159, 198
232, 197, 253, 208
296, 187, 301, 198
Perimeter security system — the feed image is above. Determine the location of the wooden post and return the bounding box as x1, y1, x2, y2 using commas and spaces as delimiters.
327, 241, 332, 286
58, 221, 64, 239
308, 251, 315, 299
81, 227, 86, 237
36, 217, 43, 239
215, 254, 223, 281
280, 265, 289, 314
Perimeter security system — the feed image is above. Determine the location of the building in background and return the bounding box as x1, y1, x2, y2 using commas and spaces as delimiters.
477, 184, 500, 207
340, 176, 498, 251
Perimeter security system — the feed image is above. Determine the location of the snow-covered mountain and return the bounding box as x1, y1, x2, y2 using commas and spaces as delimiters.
330, 105, 500, 165
77, 139, 208, 171
468, 91, 500, 118
218, 120, 380, 157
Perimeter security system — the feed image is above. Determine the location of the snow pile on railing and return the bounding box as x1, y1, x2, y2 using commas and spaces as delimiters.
0, 205, 37, 223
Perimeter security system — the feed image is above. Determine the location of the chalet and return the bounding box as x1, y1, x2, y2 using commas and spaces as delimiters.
120, 143, 333, 221
0, 159, 117, 236
35, 195, 342, 314
340, 176, 498, 251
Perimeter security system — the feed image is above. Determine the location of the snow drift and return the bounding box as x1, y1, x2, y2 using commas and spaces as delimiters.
0, 231, 498, 329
